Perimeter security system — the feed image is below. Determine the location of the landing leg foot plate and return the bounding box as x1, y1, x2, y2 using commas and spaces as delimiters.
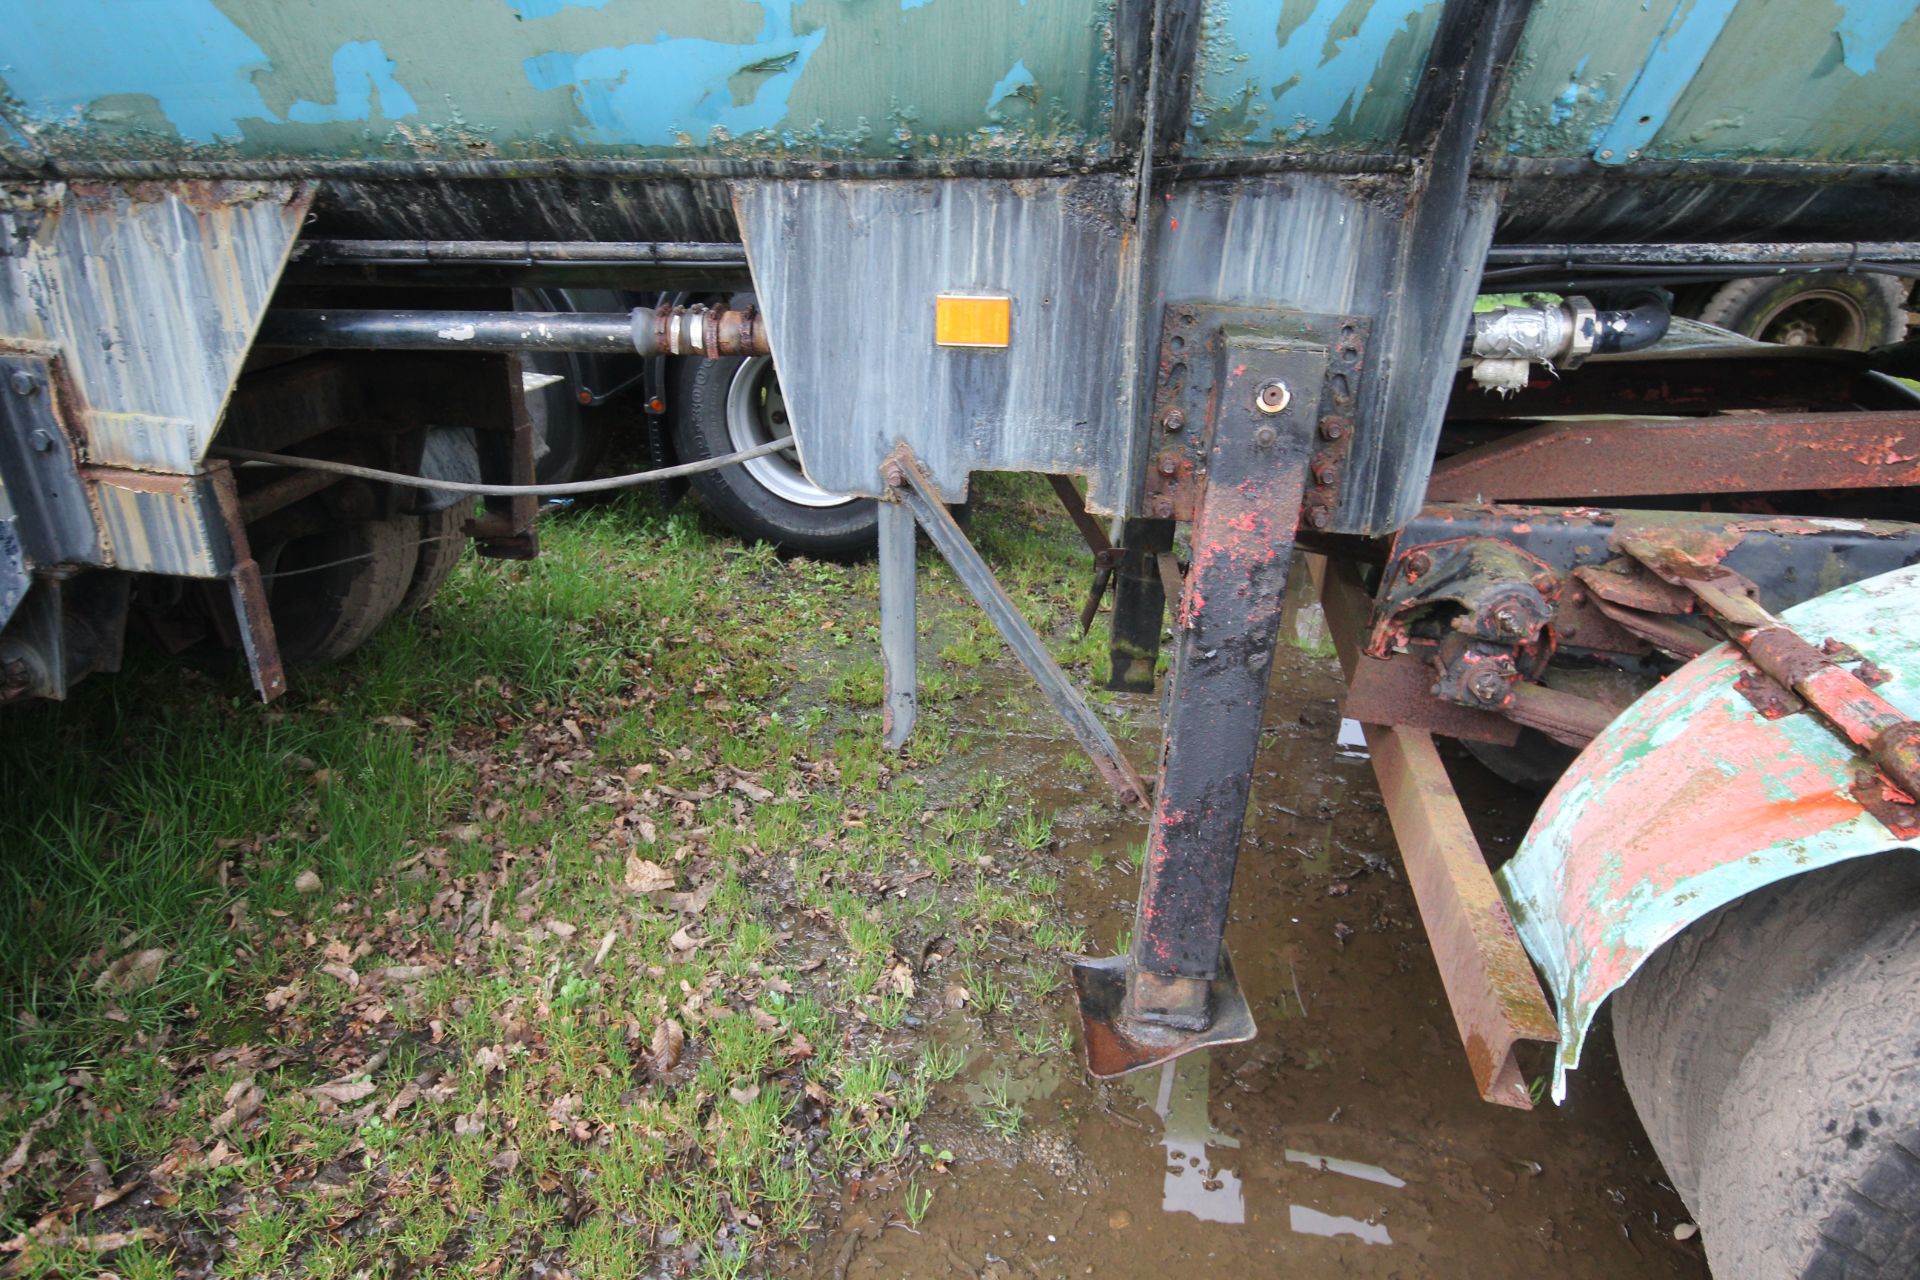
1069, 949, 1256, 1079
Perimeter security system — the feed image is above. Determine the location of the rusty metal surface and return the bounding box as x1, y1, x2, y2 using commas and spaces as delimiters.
1622, 540, 1920, 801
1504, 682, 1616, 748
1341, 649, 1523, 745
206, 462, 285, 703
1427, 410, 1920, 502
1126, 333, 1324, 1003
1313, 554, 1559, 1109
1069, 949, 1256, 1080
1499, 561, 1920, 1103
0, 350, 103, 569
885, 449, 1148, 809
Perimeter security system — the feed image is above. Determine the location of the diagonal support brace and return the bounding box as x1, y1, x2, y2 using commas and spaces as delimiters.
881, 449, 1149, 810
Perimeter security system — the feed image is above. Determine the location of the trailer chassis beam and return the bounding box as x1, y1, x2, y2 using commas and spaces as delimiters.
1313, 554, 1558, 1108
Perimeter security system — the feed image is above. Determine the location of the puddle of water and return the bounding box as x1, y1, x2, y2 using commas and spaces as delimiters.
1129, 1053, 1244, 1224
781, 562, 1706, 1280
1285, 1148, 1406, 1189
1290, 1204, 1393, 1246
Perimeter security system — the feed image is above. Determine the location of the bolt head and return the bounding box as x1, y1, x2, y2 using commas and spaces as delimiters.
1319, 417, 1347, 441
8, 371, 37, 396
27, 429, 53, 453
1254, 426, 1278, 449
1493, 604, 1530, 637
1158, 456, 1180, 476
1161, 408, 1186, 433
1468, 669, 1510, 704
1312, 457, 1338, 484
1255, 381, 1291, 415
881, 462, 906, 487
1150, 497, 1175, 518
1404, 550, 1432, 580
1307, 505, 1332, 530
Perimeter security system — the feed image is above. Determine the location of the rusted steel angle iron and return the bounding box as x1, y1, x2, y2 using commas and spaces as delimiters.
1427, 410, 1920, 502
882, 448, 1148, 810
1621, 538, 1920, 800
1313, 554, 1558, 1109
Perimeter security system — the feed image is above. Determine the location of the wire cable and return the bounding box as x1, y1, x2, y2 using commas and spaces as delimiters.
213, 435, 796, 497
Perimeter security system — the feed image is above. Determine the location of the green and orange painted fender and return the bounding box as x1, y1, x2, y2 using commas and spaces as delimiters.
1497, 560, 1920, 1102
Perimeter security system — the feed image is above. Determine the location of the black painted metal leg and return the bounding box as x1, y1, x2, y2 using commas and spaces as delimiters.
1073, 333, 1326, 1078
1107, 517, 1175, 692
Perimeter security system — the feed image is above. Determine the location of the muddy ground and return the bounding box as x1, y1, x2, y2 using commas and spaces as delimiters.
780, 590, 1708, 1280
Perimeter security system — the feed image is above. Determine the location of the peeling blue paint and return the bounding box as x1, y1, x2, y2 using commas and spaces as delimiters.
1588, 0, 1740, 164
523, 0, 825, 145
1835, 0, 1920, 75
901, 0, 936, 10
1548, 56, 1600, 125
985, 60, 1036, 114
0, 0, 273, 142
1211, 0, 1437, 141
507, 0, 612, 16
286, 41, 418, 125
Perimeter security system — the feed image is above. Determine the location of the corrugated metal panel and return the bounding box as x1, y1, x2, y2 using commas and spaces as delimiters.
737, 176, 1139, 507
0, 181, 310, 475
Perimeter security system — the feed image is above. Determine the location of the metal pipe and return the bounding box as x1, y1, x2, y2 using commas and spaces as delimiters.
256, 303, 772, 358
1485, 241, 1920, 267
291, 238, 748, 268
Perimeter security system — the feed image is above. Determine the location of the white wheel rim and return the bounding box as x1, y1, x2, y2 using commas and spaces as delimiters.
724, 357, 855, 509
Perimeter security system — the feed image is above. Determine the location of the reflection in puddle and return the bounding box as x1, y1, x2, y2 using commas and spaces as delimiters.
1289, 1204, 1393, 1246
1284, 1149, 1406, 1188
1129, 1052, 1244, 1225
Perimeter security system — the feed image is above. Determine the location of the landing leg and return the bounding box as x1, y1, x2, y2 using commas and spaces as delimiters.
1074, 331, 1326, 1077
1106, 517, 1175, 692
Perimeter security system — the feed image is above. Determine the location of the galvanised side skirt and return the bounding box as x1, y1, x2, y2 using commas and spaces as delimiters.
1496, 561, 1920, 1103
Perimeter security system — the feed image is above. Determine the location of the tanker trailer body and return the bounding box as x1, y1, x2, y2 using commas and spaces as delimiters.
6, 2, 1920, 1274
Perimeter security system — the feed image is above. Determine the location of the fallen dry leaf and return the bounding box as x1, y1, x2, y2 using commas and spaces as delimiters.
650, 1018, 685, 1071
310, 1079, 377, 1105
546, 920, 578, 940
319, 962, 360, 989
624, 856, 674, 894
730, 777, 774, 804
93, 948, 168, 995
294, 870, 323, 895
378, 964, 436, 983
729, 1084, 761, 1105
372, 714, 420, 730
668, 926, 705, 953
666, 879, 718, 916
213, 1076, 264, 1135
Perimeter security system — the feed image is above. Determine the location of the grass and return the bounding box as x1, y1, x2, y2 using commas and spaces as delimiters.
0, 474, 1126, 1277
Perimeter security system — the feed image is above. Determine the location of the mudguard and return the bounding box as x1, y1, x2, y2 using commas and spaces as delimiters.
1497, 561, 1920, 1102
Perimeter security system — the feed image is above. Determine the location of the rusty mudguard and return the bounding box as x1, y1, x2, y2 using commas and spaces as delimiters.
1496, 562, 1920, 1103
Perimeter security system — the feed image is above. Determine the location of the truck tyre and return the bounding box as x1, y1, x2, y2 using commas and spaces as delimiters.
262, 514, 419, 663
1691, 274, 1910, 350
396, 504, 469, 615
526, 351, 614, 486
672, 355, 878, 559
1613, 855, 1920, 1277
